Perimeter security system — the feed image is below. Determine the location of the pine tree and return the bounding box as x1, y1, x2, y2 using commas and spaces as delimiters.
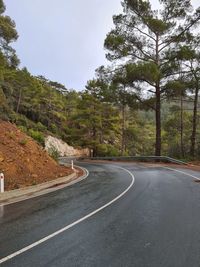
0, 0, 19, 67
104, 0, 200, 156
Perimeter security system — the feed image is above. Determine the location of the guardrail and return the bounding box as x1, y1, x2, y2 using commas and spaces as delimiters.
59, 156, 188, 165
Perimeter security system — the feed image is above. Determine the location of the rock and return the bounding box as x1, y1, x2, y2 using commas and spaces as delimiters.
45, 136, 90, 157
7, 158, 14, 163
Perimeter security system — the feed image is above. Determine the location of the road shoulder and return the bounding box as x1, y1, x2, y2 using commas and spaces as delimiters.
0, 166, 88, 206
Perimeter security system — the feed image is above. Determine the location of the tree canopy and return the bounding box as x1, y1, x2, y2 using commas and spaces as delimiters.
104, 0, 200, 156
1, 0, 200, 160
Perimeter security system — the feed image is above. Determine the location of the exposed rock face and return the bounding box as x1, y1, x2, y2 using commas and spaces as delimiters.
45, 136, 90, 157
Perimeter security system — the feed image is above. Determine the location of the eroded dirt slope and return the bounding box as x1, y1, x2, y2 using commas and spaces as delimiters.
0, 120, 73, 190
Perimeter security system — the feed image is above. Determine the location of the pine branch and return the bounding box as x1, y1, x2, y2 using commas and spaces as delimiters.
159, 13, 200, 53
134, 26, 156, 42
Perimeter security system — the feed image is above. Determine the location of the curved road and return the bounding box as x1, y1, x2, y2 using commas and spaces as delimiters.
0, 161, 200, 266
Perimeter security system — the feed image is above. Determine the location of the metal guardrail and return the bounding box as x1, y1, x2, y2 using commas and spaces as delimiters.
59, 156, 188, 165
77, 156, 188, 165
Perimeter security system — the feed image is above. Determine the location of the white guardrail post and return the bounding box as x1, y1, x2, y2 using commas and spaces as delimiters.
71, 160, 74, 170
0, 173, 4, 193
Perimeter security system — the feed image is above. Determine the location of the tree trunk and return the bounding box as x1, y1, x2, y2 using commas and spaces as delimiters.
16, 87, 22, 113
92, 127, 97, 157
190, 82, 199, 158
180, 93, 184, 157
155, 84, 161, 156
155, 35, 161, 156
121, 105, 126, 156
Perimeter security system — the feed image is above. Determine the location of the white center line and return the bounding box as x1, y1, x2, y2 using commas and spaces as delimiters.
163, 167, 200, 180
0, 166, 135, 264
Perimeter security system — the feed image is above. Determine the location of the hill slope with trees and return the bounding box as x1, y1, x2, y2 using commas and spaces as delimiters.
0, 0, 200, 160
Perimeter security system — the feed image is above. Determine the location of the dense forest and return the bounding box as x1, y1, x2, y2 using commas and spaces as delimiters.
0, 0, 200, 159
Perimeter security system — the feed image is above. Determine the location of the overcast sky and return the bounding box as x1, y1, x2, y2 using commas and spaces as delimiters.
4, 0, 199, 91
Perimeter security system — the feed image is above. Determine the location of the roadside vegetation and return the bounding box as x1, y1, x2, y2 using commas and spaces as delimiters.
0, 0, 200, 160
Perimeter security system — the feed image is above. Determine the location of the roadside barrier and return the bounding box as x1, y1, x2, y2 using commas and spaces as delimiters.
59, 156, 188, 165
71, 160, 74, 170
0, 173, 4, 193
73, 156, 187, 165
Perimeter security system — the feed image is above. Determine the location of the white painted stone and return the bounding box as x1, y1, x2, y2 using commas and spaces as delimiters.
0, 173, 4, 193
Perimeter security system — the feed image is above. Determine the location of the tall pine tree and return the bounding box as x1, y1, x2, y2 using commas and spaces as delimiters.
104, 0, 200, 156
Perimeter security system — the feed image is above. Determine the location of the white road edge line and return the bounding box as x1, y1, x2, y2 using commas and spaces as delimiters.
0, 166, 135, 264
163, 166, 200, 180
0, 166, 89, 207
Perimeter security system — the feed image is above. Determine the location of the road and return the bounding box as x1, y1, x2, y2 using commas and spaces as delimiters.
0, 161, 200, 267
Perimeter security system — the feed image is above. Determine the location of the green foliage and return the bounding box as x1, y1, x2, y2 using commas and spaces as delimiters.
162, 109, 193, 158
0, 0, 19, 67
104, 0, 200, 156
0, 0, 6, 14
1, 0, 200, 160
125, 62, 160, 84
48, 146, 60, 161
19, 138, 28, 146
97, 144, 120, 157
68, 92, 121, 156
28, 129, 45, 146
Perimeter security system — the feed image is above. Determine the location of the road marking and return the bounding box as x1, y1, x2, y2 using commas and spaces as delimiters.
0, 166, 135, 264
0, 166, 89, 207
163, 167, 200, 180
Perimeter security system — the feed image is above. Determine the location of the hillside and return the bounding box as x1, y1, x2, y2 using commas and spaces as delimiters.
0, 120, 73, 190
0, 0, 200, 160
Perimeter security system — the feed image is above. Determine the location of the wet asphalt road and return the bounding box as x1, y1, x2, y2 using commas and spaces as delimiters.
0, 162, 200, 267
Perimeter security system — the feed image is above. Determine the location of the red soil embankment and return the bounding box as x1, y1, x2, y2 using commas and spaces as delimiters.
0, 120, 73, 190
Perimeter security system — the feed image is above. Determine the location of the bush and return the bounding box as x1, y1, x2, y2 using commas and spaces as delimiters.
49, 123, 57, 134
19, 138, 28, 146
106, 145, 120, 157
18, 125, 28, 133
97, 144, 120, 157
28, 129, 45, 146
36, 122, 46, 132
11, 114, 29, 128
48, 145, 60, 161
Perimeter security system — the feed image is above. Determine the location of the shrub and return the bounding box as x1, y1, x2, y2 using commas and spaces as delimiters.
97, 144, 120, 157
106, 145, 120, 157
19, 138, 28, 146
28, 129, 45, 146
49, 123, 57, 134
18, 125, 28, 133
36, 122, 46, 132
48, 145, 60, 161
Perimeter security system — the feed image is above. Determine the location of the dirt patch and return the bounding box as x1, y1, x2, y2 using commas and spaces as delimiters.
0, 120, 73, 190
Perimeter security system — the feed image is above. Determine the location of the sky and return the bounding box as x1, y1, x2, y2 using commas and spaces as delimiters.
4, 0, 199, 91
4, 0, 123, 90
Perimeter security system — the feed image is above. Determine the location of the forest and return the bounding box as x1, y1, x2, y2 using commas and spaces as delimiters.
0, 0, 200, 160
